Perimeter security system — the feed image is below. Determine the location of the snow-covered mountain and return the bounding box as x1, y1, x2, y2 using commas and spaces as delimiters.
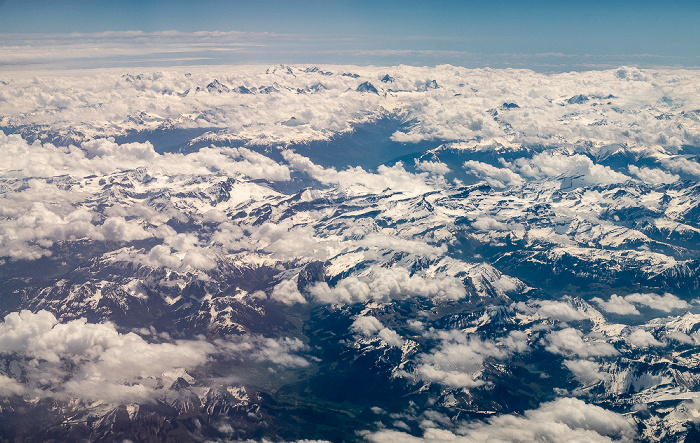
0, 64, 699, 442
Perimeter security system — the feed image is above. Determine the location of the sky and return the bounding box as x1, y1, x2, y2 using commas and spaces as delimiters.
0, 0, 698, 70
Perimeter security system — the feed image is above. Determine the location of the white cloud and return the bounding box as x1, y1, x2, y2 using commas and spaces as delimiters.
660, 157, 700, 178
564, 359, 608, 384
534, 300, 588, 322
592, 294, 640, 315
628, 165, 679, 184
409, 330, 527, 388
0, 310, 214, 403
216, 335, 309, 368
0, 200, 152, 260
270, 278, 307, 305
0, 132, 291, 182
415, 159, 451, 175
463, 160, 524, 188
377, 328, 404, 348
0, 374, 25, 397
0, 310, 311, 404
592, 292, 688, 315
351, 316, 384, 335
624, 292, 688, 312
471, 216, 508, 231
365, 398, 635, 443
516, 299, 590, 322
545, 328, 618, 358
309, 266, 466, 305
282, 150, 438, 197
626, 329, 663, 348
665, 330, 693, 344
516, 152, 630, 185
351, 316, 403, 347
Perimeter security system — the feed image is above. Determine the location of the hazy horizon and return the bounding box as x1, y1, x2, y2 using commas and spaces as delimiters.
1, 0, 698, 71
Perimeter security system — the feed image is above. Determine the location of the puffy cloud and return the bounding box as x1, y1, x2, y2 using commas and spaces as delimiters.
0, 374, 25, 397
592, 292, 688, 315
111, 239, 218, 271
626, 329, 663, 348
415, 159, 451, 175
410, 330, 527, 388
628, 165, 679, 184
516, 152, 630, 185
564, 359, 608, 384
181, 250, 217, 270
365, 398, 635, 443
216, 335, 309, 368
270, 278, 306, 305
377, 328, 404, 348
624, 292, 689, 312
282, 150, 438, 196
99, 216, 152, 242
516, 299, 589, 322
309, 266, 466, 305
351, 316, 384, 335
0, 310, 310, 404
665, 330, 693, 344
212, 219, 335, 262
592, 294, 640, 315
660, 157, 700, 178
351, 316, 403, 347
534, 300, 587, 322
545, 328, 618, 358
355, 234, 446, 257
3, 64, 699, 157
0, 310, 214, 403
0, 132, 290, 181
0, 201, 152, 260
463, 160, 524, 187
470, 216, 508, 231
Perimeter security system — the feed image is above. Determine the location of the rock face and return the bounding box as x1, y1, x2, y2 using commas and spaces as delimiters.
0, 64, 700, 442
356, 81, 379, 93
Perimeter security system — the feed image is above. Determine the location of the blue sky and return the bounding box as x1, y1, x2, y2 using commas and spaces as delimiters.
0, 0, 698, 70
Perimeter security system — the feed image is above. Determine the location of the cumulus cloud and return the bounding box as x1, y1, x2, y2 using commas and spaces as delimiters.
624, 292, 689, 312
415, 159, 451, 175
545, 328, 618, 358
592, 292, 687, 315
532, 300, 588, 322
409, 330, 528, 388
215, 335, 309, 368
0, 132, 291, 181
282, 150, 438, 196
592, 294, 640, 315
564, 359, 608, 384
628, 165, 679, 184
626, 329, 663, 348
0, 132, 300, 261
270, 278, 306, 305
463, 160, 524, 188
309, 266, 466, 305
515, 298, 591, 322
660, 157, 700, 178
351, 316, 384, 335
365, 398, 635, 443
0, 310, 214, 403
515, 152, 630, 185
0, 310, 310, 404
351, 316, 403, 347
0, 201, 152, 260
